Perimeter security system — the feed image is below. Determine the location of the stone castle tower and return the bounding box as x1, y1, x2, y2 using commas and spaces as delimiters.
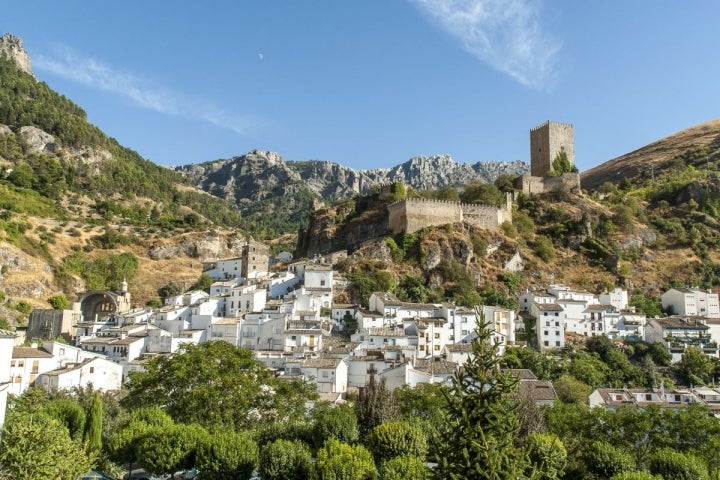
530, 121, 574, 177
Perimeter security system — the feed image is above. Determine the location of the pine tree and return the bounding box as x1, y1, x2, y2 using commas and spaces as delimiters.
434, 320, 531, 479
83, 392, 103, 459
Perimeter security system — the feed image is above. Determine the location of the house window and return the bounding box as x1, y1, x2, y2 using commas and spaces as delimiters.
59, 348, 65, 355
545, 321, 550, 326
544, 341, 549, 346
555, 321, 559, 327
434, 345, 440, 351
434, 333, 440, 339
18, 361, 24, 368
544, 331, 548, 336
10, 360, 15, 367
89, 367, 95, 374
32, 361, 39, 374
321, 280, 326, 286
555, 331, 560, 336
646, 394, 652, 401
555, 313, 559, 316
291, 336, 297, 340
322, 371, 329, 378
555, 341, 560, 347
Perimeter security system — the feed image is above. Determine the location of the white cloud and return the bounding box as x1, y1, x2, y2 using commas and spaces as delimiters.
34, 47, 253, 134
409, 0, 560, 89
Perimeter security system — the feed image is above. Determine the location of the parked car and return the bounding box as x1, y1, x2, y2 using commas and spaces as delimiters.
123, 469, 168, 480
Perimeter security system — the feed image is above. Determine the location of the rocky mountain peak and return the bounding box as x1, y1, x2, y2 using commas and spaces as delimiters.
0, 33, 32, 76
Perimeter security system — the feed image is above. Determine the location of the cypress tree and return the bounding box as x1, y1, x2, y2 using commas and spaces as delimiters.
83, 392, 103, 458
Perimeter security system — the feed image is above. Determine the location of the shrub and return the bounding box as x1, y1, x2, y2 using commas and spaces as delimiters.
258, 439, 313, 480
366, 420, 428, 463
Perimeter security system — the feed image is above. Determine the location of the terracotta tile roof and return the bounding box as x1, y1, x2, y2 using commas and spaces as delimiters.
12, 347, 53, 359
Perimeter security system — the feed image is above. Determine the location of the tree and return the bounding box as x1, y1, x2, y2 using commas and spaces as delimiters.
648, 448, 709, 480
534, 235, 555, 262
434, 322, 529, 479
581, 440, 636, 479
189, 273, 214, 292
494, 174, 516, 193
157, 281, 183, 302
83, 392, 103, 459
553, 374, 592, 404
315, 440, 377, 480
108, 407, 175, 478
312, 403, 359, 447
258, 439, 313, 480
610, 473, 662, 480
0, 412, 91, 480
196, 431, 258, 480
355, 373, 400, 439
366, 420, 427, 464
551, 151, 575, 175
459, 182, 504, 207
43, 398, 86, 441
137, 424, 209, 478
378, 455, 431, 480
122, 342, 316, 430
48, 293, 70, 310
525, 433, 567, 480
434, 186, 460, 202
676, 347, 715, 385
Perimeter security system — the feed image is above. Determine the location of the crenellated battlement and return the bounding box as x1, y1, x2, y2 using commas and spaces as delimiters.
387, 194, 512, 234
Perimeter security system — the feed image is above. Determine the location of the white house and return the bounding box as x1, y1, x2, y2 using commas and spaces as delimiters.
225, 285, 267, 317
203, 257, 243, 281
645, 316, 717, 362
210, 317, 242, 346
284, 357, 348, 393
35, 356, 123, 392
534, 303, 565, 351
268, 271, 301, 298
599, 288, 629, 311
662, 288, 720, 319
0, 329, 15, 430
8, 346, 55, 395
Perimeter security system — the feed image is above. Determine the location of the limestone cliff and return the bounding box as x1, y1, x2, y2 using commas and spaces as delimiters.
0, 33, 32, 75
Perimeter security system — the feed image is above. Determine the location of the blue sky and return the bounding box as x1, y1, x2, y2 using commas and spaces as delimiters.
3, 1, 719, 172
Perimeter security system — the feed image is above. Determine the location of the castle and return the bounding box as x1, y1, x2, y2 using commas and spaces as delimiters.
388, 121, 581, 234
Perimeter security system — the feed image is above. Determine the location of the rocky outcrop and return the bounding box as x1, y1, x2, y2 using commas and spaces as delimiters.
0, 33, 32, 75
20, 126, 57, 153
148, 233, 249, 260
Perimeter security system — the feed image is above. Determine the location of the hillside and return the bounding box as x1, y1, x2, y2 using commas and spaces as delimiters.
581, 118, 720, 191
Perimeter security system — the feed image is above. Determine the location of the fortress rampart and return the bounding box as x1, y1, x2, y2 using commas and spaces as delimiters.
388, 195, 512, 234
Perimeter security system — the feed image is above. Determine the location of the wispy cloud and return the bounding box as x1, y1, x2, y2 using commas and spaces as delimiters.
34, 47, 254, 134
409, 0, 560, 89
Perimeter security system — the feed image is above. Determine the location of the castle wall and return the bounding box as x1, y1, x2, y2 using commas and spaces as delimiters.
388, 196, 512, 234
515, 172, 582, 196
530, 121, 574, 176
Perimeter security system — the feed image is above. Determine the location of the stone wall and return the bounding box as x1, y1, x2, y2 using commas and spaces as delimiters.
514, 172, 581, 196
530, 121, 574, 176
388, 196, 512, 234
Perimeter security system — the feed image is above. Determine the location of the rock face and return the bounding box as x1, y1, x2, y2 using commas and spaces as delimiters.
177, 149, 528, 206
20, 126, 57, 153
0, 33, 32, 75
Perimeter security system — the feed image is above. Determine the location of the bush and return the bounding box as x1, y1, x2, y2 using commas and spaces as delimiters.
48, 294, 70, 310
366, 421, 428, 464
648, 448, 709, 480
315, 440, 376, 480
258, 439, 313, 480
534, 235, 555, 262
378, 455, 431, 480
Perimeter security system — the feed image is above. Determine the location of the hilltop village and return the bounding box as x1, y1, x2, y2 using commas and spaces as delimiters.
4, 121, 720, 430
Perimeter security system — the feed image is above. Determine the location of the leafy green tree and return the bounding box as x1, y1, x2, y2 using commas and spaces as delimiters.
366, 420, 428, 464
551, 151, 575, 175
460, 182, 504, 207
434, 322, 529, 479
123, 341, 316, 430
524, 433, 567, 480
553, 374, 592, 404
48, 293, 70, 310
158, 281, 183, 302
43, 398, 86, 441
108, 407, 175, 477
258, 439, 313, 480
196, 430, 258, 480
648, 448, 709, 480
434, 186, 460, 201
346, 268, 396, 306
676, 347, 715, 385
137, 423, 209, 478
312, 403, 359, 447
355, 373, 400, 439
629, 293, 663, 317
534, 235, 555, 262
83, 392, 103, 459
582, 440, 636, 479
189, 273, 214, 292
0, 412, 91, 480
315, 440, 377, 480
378, 455, 431, 480
494, 174, 517, 193
255, 419, 314, 448
396, 382, 448, 455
